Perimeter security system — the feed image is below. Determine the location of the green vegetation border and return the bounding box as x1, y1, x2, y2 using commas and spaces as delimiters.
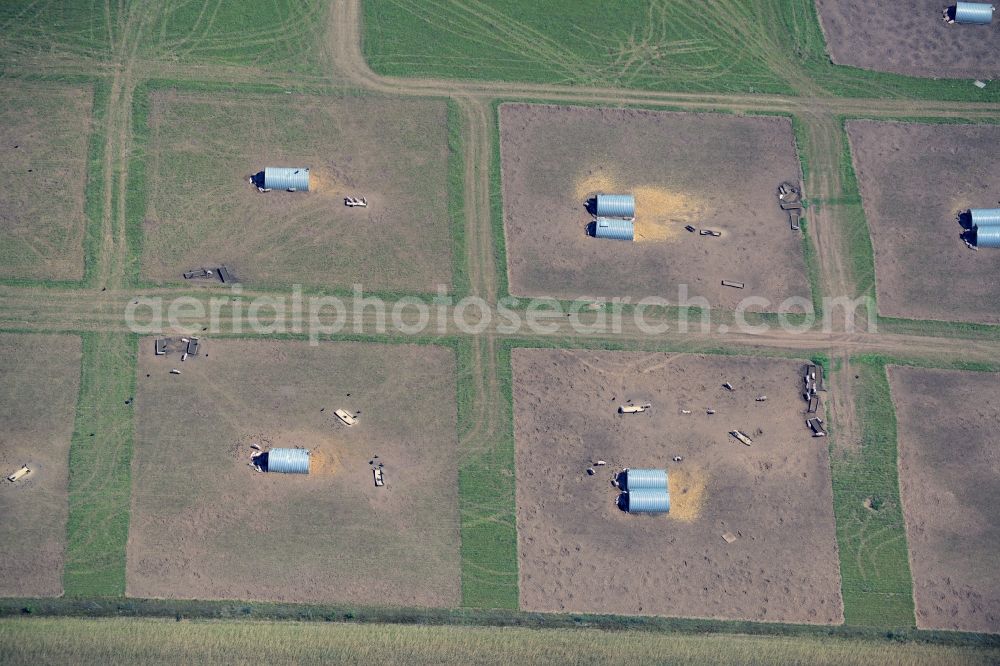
829, 356, 913, 626
3, 598, 1000, 648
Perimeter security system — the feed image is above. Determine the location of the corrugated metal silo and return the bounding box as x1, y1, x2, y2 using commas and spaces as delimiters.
976, 226, 1000, 248
625, 468, 668, 490
594, 218, 634, 241
595, 194, 636, 218
955, 2, 995, 24
263, 167, 310, 191
971, 208, 1000, 227
266, 448, 310, 473
625, 489, 671, 514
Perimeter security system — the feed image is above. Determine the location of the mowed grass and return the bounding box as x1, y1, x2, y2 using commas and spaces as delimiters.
0, 334, 82, 597
0, 81, 95, 282
0, 1, 117, 65
363, 0, 999, 102
64, 333, 138, 597
139, 0, 330, 75
456, 339, 518, 609
829, 358, 915, 627
363, 0, 790, 94
139, 90, 455, 294
3, 618, 999, 666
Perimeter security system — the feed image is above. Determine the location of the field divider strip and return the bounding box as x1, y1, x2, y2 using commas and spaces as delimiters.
64, 332, 138, 596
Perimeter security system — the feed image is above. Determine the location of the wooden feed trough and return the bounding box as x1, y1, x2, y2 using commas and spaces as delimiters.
335, 409, 358, 426
7, 465, 30, 482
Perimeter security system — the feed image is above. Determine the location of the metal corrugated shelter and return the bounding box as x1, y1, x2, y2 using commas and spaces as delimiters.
955, 2, 995, 24
595, 194, 636, 219
625, 489, 671, 513
263, 167, 310, 191
594, 218, 634, 241
977, 226, 1000, 248
971, 208, 1000, 227
625, 468, 668, 490
266, 448, 310, 474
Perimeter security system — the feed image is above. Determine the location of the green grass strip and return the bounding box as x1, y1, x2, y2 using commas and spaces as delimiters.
456, 338, 519, 609
64, 332, 137, 596
830, 358, 914, 627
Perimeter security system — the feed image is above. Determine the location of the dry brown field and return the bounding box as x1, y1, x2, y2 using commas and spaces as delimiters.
499, 104, 810, 311
0, 333, 82, 596
511, 348, 842, 623
889, 365, 1000, 633
127, 338, 461, 606
141, 91, 453, 292
0, 82, 92, 281
846, 120, 1000, 324
815, 0, 1000, 79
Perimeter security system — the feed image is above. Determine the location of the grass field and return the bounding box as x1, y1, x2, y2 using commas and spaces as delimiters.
139, 1, 330, 75
829, 358, 915, 627
3, 617, 999, 665
0, 334, 82, 597
457, 339, 518, 609
139, 89, 455, 293
0, 2, 117, 65
362, 0, 1000, 102
0, 81, 95, 282
64, 333, 138, 597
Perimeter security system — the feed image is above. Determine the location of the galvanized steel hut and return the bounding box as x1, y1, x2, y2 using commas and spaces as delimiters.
593, 218, 635, 241
955, 2, 995, 24
971, 208, 1000, 227
265, 448, 310, 474
624, 468, 668, 491
625, 489, 671, 514
595, 194, 636, 219
263, 167, 310, 192
977, 226, 1000, 248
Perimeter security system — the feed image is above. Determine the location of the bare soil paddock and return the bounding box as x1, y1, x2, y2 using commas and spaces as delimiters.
512, 348, 842, 623
142, 91, 453, 293
499, 104, 810, 311
127, 339, 460, 607
890, 366, 1000, 633
0, 82, 92, 281
846, 121, 1000, 324
816, 0, 1000, 79
0, 334, 82, 596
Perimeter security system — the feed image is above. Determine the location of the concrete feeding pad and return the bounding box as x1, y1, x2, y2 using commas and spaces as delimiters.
889, 366, 1000, 633
127, 339, 461, 606
846, 121, 1000, 324
0, 82, 93, 281
511, 348, 842, 623
499, 103, 809, 311
141, 91, 453, 292
0, 334, 82, 596
815, 0, 1000, 79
